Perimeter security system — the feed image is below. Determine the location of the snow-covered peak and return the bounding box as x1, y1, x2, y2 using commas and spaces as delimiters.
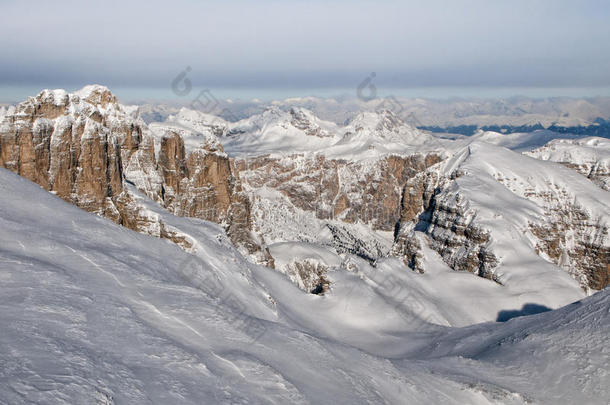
443, 139, 609, 217
288, 107, 338, 138
0, 86, 153, 161
220, 107, 342, 157
148, 107, 231, 156
321, 110, 438, 159
260, 105, 285, 119
231, 106, 288, 133
340, 110, 428, 144
73, 84, 117, 106
37, 88, 70, 106
14, 85, 125, 118
346, 109, 406, 131
219, 107, 443, 159
166, 107, 228, 134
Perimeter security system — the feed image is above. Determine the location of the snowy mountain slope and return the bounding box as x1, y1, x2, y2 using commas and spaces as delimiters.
0, 86, 605, 299
29, 96, 595, 318
0, 168, 425, 404
224, 116, 606, 291
0, 88, 608, 403
326, 110, 439, 159
161, 102, 607, 291
526, 137, 610, 191
1, 167, 608, 404
167, 107, 443, 159
221, 107, 341, 157
397, 140, 609, 291
401, 287, 610, 405
125, 174, 583, 332
471, 129, 584, 152
0, 86, 274, 266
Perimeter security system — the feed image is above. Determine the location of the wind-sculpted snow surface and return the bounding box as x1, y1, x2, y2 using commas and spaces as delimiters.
1, 168, 609, 404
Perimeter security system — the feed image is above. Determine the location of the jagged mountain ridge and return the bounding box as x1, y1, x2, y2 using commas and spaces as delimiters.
1, 86, 608, 296
165, 102, 608, 292
393, 142, 609, 290
0, 85, 273, 266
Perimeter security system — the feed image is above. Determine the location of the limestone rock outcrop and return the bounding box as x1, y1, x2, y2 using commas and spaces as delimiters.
0, 87, 127, 221
392, 169, 500, 282
2, 87, 607, 292
392, 143, 608, 290
235, 153, 442, 234
0, 86, 273, 266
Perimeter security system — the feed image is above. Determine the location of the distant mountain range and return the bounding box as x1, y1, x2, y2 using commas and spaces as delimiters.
125, 94, 610, 136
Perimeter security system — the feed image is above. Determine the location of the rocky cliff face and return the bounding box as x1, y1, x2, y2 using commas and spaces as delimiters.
152, 132, 272, 265
0, 88, 128, 222
173, 106, 607, 293
0, 86, 273, 266
392, 168, 500, 281
392, 143, 609, 291
235, 153, 442, 234
2, 87, 607, 293
505, 184, 609, 291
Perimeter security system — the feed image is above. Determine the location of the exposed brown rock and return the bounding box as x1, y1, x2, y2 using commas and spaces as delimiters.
3, 86, 604, 289
0, 90, 124, 219
530, 200, 609, 290
0, 87, 274, 267
154, 134, 275, 267
392, 169, 501, 282
424, 197, 499, 280
235, 152, 442, 232
158, 132, 187, 206
391, 229, 424, 273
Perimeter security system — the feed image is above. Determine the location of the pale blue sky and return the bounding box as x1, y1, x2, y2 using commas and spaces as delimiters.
1, 0, 609, 100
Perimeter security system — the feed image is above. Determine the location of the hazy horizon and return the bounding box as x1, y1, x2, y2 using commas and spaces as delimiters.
3, 84, 610, 105
2, 0, 609, 104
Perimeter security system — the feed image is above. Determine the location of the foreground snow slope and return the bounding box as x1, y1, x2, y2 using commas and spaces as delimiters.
0, 168, 416, 404
1, 167, 608, 404
399, 286, 610, 405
